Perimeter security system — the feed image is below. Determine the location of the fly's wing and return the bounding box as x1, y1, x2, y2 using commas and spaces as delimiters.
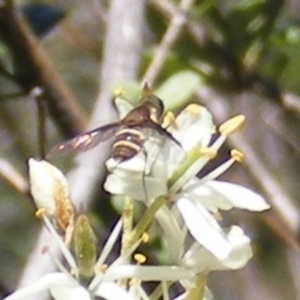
140, 120, 185, 164
47, 122, 120, 158
142, 121, 182, 149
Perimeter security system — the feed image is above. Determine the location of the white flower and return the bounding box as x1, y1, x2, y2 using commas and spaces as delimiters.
3, 212, 136, 300
167, 106, 269, 260
103, 99, 270, 261
28, 159, 75, 236
28, 159, 70, 214
180, 225, 253, 273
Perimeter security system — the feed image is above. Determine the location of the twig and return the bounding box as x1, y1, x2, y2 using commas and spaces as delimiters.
282, 92, 300, 118
196, 86, 300, 233
0, 158, 28, 194
0, 1, 87, 137
142, 0, 195, 86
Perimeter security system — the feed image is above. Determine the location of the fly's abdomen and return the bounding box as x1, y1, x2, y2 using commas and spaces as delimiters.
112, 129, 145, 162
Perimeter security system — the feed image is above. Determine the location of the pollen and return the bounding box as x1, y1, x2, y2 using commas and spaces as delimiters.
163, 111, 178, 130
95, 264, 108, 274
231, 149, 244, 162
134, 253, 147, 264
129, 278, 140, 286
142, 232, 150, 243
213, 211, 223, 221
219, 115, 245, 136
113, 86, 124, 97
35, 207, 46, 218
211, 125, 217, 134
199, 147, 217, 159
186, 103, 201, 116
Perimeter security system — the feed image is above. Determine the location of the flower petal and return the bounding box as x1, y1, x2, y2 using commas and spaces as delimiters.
182, 226, 252, 272
176, 197, 231, 259
93, 282, 135, 300
114, 97, 134, 119
28, 159, 70, 215
51, 285, 91, 300
3, 273, 75, 300
104, 154, 168, 201
171, 104, 213, 152
103, 265, 194, 281
198, 181, 270, 211
155, 206, 185, 262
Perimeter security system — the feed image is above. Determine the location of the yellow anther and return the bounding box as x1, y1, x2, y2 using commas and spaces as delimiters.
231, 149, 244, 162
70, 268, 78, 276
186, 103, 201, 116
211, 125, 217, 134
213, 211, 223, 221
134, 253, 147, 264
199, 147, 217, 159
35, 207, 46, 218
219, 115, 245, 136
163, 111, 178, 130
113, 86, 124, 97
129, 278, 139, 286
96, 264, 108, 273
142, 232, 150, 243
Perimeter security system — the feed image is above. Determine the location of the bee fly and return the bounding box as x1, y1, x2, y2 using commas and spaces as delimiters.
49, 89, 181, 170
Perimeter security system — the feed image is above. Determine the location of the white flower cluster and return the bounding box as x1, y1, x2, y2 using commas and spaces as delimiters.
3, 97, 269, 300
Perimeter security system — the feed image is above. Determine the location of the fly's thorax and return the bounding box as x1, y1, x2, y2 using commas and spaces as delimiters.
139, 95, 164, 124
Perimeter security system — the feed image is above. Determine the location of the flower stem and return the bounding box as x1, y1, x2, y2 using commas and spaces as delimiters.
186, 273, 207, 300
130, 196, 166, 244
121, 196, 134, 257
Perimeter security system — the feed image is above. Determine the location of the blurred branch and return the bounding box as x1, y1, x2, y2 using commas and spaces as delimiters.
142, 0, 195, 86
282, 92, 300, 118
69, 0, 145, 208
262, 100, 300, 153
0, 158, 28, 194
17, 0, 145, 296
196, 86, 300, 234
0, 0, 87, 137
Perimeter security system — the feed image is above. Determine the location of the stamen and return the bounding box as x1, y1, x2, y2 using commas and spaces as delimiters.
219, 115, 245, 136
163, 112, 178, 130
186, 103, 201, 116
41, 214, 78, 272
162, 280, 170, 300
99, 264, 108, 273
113, 86, 124, 97
142, 232, 150, 243
35, 207, 46, 218
129, 278, 139, 286
199, 147, 217, 159
200, 157, 236, 183
213, 211, 223, 221
211, 125, 217, 134
231, 149, 244, 162
134, 253, 147, 264
95, 219, 123, 269
90, 237, 144, 292
45, 245, 76, 279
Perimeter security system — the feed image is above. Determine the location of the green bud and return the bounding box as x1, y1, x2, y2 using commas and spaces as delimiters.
71, 215, 97, 280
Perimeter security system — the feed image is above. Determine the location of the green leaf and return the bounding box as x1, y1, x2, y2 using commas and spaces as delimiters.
154, 71, 202, 112
110, 80, 141, 106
